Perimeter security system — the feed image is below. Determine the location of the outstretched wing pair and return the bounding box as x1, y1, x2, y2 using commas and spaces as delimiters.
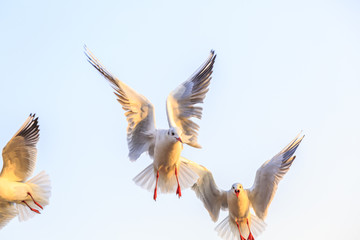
85, 46, 216, 161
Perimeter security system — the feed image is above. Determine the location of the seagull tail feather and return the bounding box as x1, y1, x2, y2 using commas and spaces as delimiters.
133, 163, 156, 192
215, 214, 266, 240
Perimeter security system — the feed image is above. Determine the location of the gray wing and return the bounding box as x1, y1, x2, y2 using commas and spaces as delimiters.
248, 133, 304, 220
166, 50, 216, 148
85, 46, 156, 161
1, 114, 39, 182
191, 161, 228, 222
0, 202, 17, 230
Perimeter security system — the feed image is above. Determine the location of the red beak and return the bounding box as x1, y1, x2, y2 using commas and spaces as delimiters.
176, 137, 183, 143
235, 190, 240, 198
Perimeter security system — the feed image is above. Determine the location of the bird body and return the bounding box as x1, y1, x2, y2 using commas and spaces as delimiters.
0, 178, 31, 202
153, 129, 183, 171
85, 46, 216, 200
227, 187, 251, 223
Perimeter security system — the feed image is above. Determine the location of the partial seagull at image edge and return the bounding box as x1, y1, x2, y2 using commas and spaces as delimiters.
0, 114, 51, 230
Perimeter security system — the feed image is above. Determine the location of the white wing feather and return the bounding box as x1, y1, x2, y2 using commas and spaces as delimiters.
85, 46, 156, 161
1, 114, 39, 182
249, 133, 304, 220
0, 202, 17, 229
190, 160, 228, 222
166, 50, 216, 148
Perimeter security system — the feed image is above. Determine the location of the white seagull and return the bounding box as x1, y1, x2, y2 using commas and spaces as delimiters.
85, 47, 216, 200
191, 133, 304, 240
0, 114, 51, 229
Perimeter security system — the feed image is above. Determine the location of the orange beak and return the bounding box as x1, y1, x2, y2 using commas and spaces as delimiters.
176, 137, 183, 143
235, 189, 240, 198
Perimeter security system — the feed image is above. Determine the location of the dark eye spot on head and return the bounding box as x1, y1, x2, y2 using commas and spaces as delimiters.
172, 132, 175, 136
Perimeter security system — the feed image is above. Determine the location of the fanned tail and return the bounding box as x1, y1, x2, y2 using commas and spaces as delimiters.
133, 159, 199, 195
16, 171, 51, 221
215, 216, 240, 240
249, 214, 267, 237
215, 214, 266, 240
133, 164, 156, 192
0, 202, 17, 229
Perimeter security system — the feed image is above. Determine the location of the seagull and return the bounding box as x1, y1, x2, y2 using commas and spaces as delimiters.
0, 114, 51, 229
85, 46, 216, 200
191, 133, 304, 240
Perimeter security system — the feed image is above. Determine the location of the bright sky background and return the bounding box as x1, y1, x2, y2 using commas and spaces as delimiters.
0, 0, 359, 239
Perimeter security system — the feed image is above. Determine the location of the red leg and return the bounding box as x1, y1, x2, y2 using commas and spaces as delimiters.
246, 219, 255, 240
175, 167, 181, 198
27, 192, 43, 209
22, 201, 40, 214
236, 220, 246, 240
153, 170, 159, 201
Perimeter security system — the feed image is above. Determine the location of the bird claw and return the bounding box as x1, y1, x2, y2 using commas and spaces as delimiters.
247, 233, 255, 240
153, 189, 158, 201
27, 192, 43, 209
174, 167, 181, 198
22, 200, 41, 214
31, 208, 41, 214
246, 219, 255, 240
34, 201, 43, 209
153, 171, 159, 201
176, 185, 182, 198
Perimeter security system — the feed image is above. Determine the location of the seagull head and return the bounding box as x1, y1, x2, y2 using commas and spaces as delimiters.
167, 127, 182, 143
231, 183, 243, 199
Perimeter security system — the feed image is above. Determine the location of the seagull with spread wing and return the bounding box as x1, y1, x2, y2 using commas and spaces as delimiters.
85, 46, 216, 201
0, 114, 51, 229
191, 133, 304, 240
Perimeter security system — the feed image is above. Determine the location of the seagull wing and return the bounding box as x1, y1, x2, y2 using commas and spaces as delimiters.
85, 47, 156, 161
1, 114, 39, 182
190, 161, 228, 222
0, 202, 17, 230
248, 133, 304, 220
166, 50, 216, 148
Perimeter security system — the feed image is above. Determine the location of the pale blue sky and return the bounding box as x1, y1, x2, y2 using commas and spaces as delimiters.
0, 0, 359, 239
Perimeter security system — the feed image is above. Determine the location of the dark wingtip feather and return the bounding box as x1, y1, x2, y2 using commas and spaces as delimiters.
17, 114, 40, 144
209, 50, 216, 63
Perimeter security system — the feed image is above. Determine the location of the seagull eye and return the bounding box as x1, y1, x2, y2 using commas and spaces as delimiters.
172, 132, 175, 136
